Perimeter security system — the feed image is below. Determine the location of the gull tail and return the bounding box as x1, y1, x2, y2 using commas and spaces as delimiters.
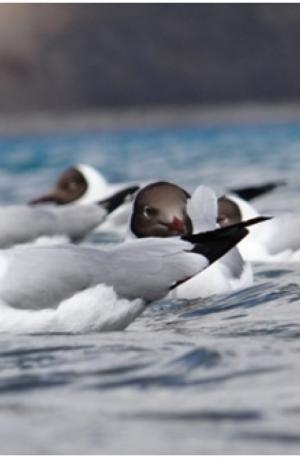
230, 181, 286, 201
183, 216, 271, 263
98, 185, 140, 214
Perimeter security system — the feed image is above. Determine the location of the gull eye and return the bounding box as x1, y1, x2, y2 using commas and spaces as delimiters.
68, 180, 79, 191
143, 206, 156, 218
217, 215, 229, 227
61, 180, 77, 192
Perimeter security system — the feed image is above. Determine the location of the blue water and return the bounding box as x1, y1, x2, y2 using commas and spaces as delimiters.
1, 120, 300, 453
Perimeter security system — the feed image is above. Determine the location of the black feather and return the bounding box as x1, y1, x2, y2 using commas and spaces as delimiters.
231, 181, 286, 201
182, 216, 271, 264
98, 186, 140, 214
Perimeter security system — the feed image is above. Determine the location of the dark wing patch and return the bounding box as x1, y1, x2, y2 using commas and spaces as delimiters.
183, 216, 271, 264
231, 181, 286, 201
98, 186, 139, 213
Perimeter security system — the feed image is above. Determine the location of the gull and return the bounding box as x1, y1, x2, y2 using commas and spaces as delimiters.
128, 181, 266, 298
0, 217, 263, 333
0, 185, 139, 248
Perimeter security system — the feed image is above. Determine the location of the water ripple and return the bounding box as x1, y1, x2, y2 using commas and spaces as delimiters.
1, 123, 300, 453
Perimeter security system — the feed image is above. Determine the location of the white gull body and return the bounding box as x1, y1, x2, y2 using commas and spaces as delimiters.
0, 230, 233, 333
0, 204, 107, 249
227, 194, 300, 262
0, 184, 138, 248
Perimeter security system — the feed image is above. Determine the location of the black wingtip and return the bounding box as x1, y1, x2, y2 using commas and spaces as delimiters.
182, 216, 271, 264
231, 181, 286, 201
98, 185, 140, 214
238, 216, 272, 227
182, 216, 271, 243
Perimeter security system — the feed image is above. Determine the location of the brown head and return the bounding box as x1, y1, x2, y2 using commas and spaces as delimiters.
217, 196, 242, 227
131, 181, 193, 238
30, 167, 88, 205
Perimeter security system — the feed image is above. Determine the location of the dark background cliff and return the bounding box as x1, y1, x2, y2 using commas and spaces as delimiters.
1, 3, 300, 113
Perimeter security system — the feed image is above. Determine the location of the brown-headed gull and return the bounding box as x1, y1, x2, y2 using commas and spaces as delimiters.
30, 164, 142, 236
30, 164, 281, 238
128, 181, 269, 299
0, 185, 139, 248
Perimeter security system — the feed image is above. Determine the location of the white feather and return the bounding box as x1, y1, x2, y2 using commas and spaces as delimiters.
0, 238, 209, 311
0, 285, 145, 334
226, 194, 300, 262
187, 185, 218, 232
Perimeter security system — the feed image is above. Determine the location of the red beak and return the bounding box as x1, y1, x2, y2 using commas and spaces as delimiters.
167, 217, 185, 233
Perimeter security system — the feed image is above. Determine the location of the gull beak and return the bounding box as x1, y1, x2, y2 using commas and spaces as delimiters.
166, 217, 185, 234
29, 190, 62, 205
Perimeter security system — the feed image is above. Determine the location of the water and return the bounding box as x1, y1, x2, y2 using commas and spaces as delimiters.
1, 120, 300, 453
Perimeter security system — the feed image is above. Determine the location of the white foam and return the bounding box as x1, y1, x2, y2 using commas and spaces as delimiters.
0, 284, 145, 334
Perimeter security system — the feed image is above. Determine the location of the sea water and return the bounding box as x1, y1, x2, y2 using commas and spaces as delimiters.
0, 121, 300, 453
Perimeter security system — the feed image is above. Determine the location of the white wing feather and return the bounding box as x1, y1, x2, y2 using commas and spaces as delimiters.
187, 185, 218, 232
0, 238, 209, 310
0, 204, 107, 248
